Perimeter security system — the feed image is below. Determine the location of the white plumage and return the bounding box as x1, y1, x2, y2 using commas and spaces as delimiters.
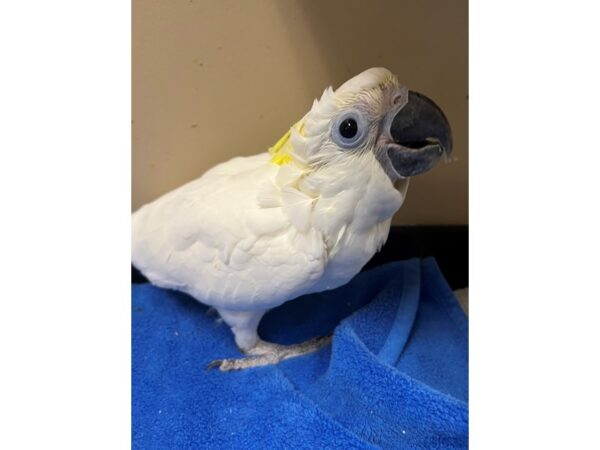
132, 68, 448, 369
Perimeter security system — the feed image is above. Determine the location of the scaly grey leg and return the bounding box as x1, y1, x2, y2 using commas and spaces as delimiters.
206, 336, 332, 372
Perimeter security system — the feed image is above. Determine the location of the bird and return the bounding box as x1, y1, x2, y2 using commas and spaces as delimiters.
132, 67, 452, 371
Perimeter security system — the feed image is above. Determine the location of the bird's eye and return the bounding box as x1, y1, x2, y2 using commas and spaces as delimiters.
331, 109, 367, 149
339, 118, 358, 138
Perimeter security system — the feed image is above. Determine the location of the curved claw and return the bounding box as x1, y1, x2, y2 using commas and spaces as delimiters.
205, 359, 225, 371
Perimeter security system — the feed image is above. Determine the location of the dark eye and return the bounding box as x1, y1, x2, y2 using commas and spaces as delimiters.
331, 109, 367, 149
339, 118, 358, 139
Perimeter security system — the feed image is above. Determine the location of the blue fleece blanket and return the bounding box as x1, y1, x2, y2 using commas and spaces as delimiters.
132, 258, 468, 449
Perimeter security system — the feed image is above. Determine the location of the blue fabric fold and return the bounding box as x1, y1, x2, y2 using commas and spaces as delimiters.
132, 258, 468, 449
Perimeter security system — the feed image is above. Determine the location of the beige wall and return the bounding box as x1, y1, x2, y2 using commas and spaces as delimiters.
133, 0, 468, 224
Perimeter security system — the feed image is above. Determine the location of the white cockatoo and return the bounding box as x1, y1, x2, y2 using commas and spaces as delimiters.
132, 67, 452, 371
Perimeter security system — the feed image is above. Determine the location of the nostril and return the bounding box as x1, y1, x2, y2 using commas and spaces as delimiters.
392, 94, 403, 106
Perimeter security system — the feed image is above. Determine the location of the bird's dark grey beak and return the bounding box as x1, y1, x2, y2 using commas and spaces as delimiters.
387, 91, 452, 178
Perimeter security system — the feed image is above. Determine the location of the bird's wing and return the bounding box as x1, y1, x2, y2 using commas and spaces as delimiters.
132, 153, 327, 311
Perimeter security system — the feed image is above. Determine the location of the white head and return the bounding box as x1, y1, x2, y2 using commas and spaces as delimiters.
289, 67, 452, 183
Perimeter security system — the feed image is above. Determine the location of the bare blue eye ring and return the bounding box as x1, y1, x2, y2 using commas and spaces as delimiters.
331, 109, 368, 149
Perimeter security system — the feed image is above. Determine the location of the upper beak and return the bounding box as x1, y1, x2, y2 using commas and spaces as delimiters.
387, 91, 452, 178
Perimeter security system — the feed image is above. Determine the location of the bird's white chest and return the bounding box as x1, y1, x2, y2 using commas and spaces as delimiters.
306, 165, 406, 293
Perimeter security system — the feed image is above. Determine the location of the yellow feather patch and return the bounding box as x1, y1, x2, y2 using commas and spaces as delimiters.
269, 120, 305, 166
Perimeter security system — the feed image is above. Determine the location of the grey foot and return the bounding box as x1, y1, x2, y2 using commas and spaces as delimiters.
206, 336, 332, 372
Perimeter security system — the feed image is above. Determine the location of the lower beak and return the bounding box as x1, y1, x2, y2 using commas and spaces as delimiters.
387, 91, 452, 178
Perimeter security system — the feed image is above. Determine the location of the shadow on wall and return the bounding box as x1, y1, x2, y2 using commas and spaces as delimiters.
272, 0, 469, 225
